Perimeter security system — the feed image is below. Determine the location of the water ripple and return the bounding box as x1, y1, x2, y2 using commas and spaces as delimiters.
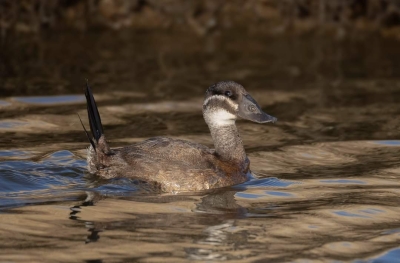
0, 150, 87, 209
13, 95, 85, 105
355, 247, 400, 263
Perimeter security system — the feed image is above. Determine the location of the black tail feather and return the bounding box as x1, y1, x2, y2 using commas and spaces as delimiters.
77, 113, 96, 150
84, 81, 104, 144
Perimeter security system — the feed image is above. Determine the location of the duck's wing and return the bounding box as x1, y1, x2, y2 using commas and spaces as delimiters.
117, 137, 214, 168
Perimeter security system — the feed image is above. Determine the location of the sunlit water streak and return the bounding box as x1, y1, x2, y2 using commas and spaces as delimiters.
0, 138, 399, 262
1, 102, 400, 263
1, 33, 400, 262
13, 95, 85, 105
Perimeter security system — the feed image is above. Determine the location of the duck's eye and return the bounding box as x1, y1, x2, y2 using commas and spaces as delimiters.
248, 105, 257, 112
224, 90, 232, 97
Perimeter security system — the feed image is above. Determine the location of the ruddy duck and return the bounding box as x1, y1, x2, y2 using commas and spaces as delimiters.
82, 81, 276, 192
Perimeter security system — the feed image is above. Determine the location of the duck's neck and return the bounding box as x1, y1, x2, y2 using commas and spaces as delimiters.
208, 122, 247, 163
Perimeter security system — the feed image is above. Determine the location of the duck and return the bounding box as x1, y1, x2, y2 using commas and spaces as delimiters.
81, 81, 277, 192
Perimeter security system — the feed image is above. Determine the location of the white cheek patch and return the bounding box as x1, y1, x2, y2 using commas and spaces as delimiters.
209, 109, 236, 126
203, 95, 239, 111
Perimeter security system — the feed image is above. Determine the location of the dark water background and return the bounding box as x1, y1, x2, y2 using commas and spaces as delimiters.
1, 30, 400, 262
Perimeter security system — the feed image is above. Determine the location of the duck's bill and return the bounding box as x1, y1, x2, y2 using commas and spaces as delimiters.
238, 94, 277, 124
239, 111, 277, 123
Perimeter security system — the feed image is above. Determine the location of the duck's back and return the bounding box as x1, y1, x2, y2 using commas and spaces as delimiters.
94, 137, 249, 192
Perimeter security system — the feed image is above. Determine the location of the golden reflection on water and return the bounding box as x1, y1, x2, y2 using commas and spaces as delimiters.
1, 32, 400, 262
1, 96, 400, 262
1, 96, 400, 261
0, 139, 400, 262
1, 169, 400, 263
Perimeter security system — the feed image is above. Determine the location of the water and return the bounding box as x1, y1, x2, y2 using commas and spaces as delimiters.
1, 30, 400, 262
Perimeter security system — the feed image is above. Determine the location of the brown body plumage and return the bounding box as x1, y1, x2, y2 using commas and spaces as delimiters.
83, 81, 276, 192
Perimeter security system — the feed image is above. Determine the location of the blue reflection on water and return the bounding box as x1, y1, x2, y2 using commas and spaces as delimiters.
321, 179, 366, 184
360, 208, 384, 215
265, 191, 293, 197
93, 178, 144, 196
0, 150, 31, 158
0, 100, 11, 106
234, 177, 297, 199
0, 150, 87, 209
373, 140, 400, 146
0, 120, 27, 129
14, 95, 85, 105
382, 228, 400, 235
237, 177, 298, 189
334, 211, 370, 218
235, 192, 264, 199
0, 149, 152, 210
354, 247, 400, 263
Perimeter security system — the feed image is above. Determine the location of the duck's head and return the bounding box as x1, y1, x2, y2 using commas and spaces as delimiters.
203, 81, 277, 127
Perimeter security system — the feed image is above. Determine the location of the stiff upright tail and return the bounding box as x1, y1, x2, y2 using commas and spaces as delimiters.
85, 81, 104, 143
80, 81, 112, 172
79, 80, 106, 152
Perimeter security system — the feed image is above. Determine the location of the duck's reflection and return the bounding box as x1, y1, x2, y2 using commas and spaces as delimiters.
69, 191, 103, 243
194, 189, 248, 216
186, 219, 248, 261
69, 188, 248, 256
84, 221, 102, 244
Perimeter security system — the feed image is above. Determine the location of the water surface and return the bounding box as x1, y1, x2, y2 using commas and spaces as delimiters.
1, 30, 400, 262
